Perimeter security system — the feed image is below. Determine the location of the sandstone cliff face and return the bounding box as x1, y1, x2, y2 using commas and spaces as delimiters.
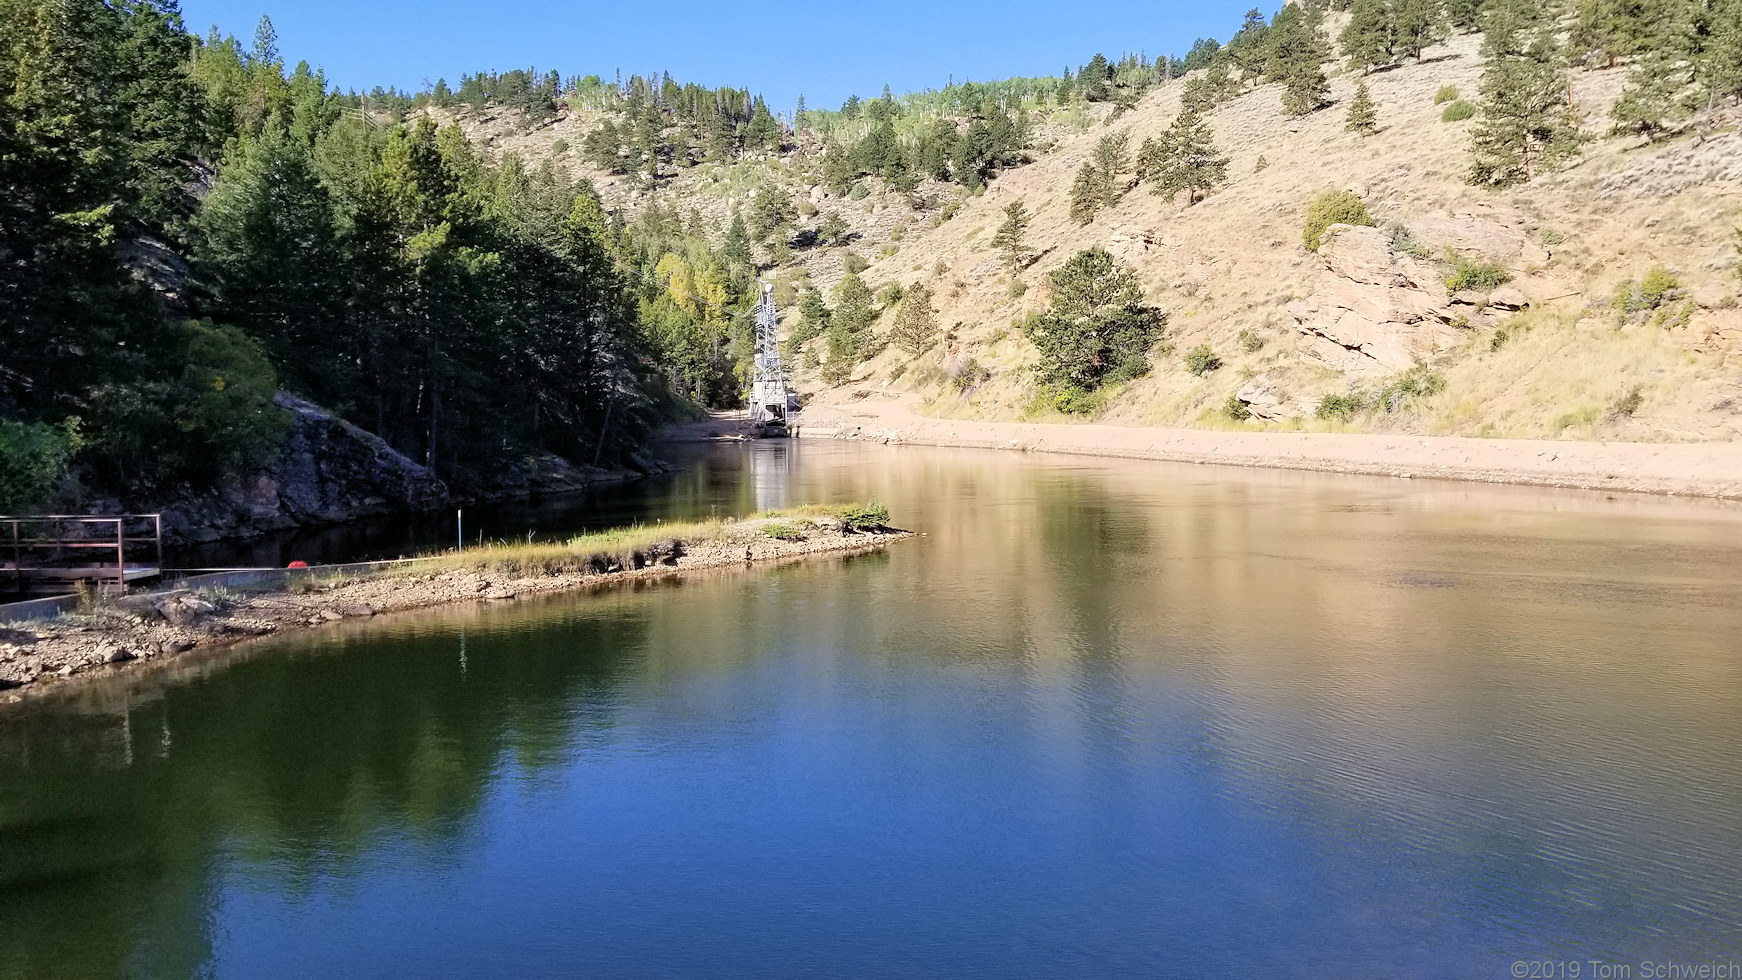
159, 393, 449, 544
1290, 224, 1463, 373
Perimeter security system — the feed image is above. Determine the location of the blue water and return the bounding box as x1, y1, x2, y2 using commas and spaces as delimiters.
5, 442, 1742, 978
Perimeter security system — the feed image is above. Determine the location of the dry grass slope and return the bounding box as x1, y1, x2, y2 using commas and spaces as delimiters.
443, 32, 1742, 443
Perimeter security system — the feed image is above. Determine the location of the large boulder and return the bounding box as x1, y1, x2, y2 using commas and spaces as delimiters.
159, 393, 449, 543
1291, 224, 1463, 372
1406, 209, 1550, 268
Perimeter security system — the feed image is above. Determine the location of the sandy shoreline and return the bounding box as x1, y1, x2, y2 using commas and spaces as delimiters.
759, 400, 1742, 501
0, 517, 909, 707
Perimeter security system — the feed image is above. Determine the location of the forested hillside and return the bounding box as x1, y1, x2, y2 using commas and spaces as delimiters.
0, 1, 685, 518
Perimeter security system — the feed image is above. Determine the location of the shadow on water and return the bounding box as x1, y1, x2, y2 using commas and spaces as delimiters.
0, 598, 652, 978
5, 441, 1742, 977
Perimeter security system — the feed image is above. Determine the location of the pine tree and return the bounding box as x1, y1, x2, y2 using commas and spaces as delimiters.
1268, 3, 1333, 114
1138, 106, 1229, 204
1082, 53, 1112, 101
1570, 0, 1662, 68
1091, 131, 1131, 204
1070, 163, 1105, 225
1446, 0, 1486, 31
1469, 28, 1585, 185
992, 200, 1032, 271
1611, 35, 1700, 137
832, 272, 876, 333
1019, 247, 1165, 394
1341, 0, 1395, 73
1347, 80, 1380, 134
749, 185, 795, 240
1226, 9, 1273, 81
1391, 0, 1449, 61
1282, 62, 1331, 115
251, 15, 279, 68
890, 285, 939, 356
195, 125, 346, 371
721, 211, 754, 270
1704, 0, 1742, 106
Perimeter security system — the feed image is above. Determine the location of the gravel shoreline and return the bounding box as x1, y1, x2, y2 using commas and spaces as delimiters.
0, 517, 909, 707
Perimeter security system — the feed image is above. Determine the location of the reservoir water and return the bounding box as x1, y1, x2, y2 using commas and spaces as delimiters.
5, 441, 1742, 978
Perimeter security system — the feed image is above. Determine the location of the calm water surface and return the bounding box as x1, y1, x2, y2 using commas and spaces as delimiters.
5, 442, 1742, 978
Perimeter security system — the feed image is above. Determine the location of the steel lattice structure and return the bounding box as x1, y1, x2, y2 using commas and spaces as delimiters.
748, 282, 790, 426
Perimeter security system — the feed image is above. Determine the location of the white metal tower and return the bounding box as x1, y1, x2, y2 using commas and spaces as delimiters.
748, 282, 791, 427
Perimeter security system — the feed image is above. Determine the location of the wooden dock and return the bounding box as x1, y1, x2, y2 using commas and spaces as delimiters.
2, 514, 163, 595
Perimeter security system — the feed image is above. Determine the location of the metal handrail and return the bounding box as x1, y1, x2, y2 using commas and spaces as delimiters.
1, 513, 163, 594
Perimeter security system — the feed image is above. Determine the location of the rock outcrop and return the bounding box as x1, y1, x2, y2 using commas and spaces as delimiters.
1405, 210, 1550, 269
153, 394, 669, 545
1234, 379, 1292, 421
159, 392, 450, 544
1290, 224, 1464, 372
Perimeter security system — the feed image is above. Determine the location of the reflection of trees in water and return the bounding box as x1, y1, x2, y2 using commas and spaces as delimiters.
0, 606, 651, 979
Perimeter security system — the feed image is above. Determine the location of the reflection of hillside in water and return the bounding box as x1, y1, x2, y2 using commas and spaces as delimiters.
4, 442, 1742, 975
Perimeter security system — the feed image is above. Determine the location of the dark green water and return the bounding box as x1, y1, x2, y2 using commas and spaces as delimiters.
5, 442, 1742, 978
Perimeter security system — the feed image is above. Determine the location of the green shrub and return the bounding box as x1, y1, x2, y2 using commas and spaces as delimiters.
1388, 223, 1429, 260
1490, 328, 1510, 350
550, 138, 570, 155
1639, 266, 1679, 307
1434, 84, 1460, 105
1254, 154, 1269, 172
849, 182, 870, 200
1044, 384, 1107, 415
1552, 406, 1601, 433
1008, 278, 1027, 299
835, 500, 889, 531
1441, 100, 1477, 122
1374, 367, 1446, 412
843, 251, 869, 274
1613, 268, 1680, 314
1316, 392, 1367, 420
947, 357, 991, 392
1222, 394, 1252, 420
1303, 190, 1374, 251
1444, 252, 1513, 292
1184, 344, 1221, 376
1610, 386, 1644, 418
762, 522, 807, 541
0, 418, 77, 511
1238, 328, 1265, 353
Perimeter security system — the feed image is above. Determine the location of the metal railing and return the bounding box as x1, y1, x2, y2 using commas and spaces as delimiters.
1, 514, 163, 595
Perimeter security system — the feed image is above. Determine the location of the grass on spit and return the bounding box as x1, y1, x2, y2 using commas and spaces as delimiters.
412, 501, 890, 577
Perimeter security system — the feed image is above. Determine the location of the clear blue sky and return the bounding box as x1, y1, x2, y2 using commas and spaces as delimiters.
179, 0, 1253, 112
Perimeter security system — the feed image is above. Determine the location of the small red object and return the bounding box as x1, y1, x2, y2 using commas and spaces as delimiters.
287, 560, 309, 569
